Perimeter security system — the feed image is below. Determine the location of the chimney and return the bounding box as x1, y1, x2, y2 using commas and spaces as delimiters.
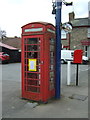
69, 12, 75, 22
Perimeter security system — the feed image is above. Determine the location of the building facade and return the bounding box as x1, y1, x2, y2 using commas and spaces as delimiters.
62, 12, 90, 59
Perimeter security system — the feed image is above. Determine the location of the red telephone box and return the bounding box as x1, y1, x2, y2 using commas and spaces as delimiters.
21, 22, 56, 102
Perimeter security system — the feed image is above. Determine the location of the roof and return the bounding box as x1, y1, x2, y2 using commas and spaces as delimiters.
22, 21, 55, 28
0, 37, 21, 49
0, 42, 18, 50
71, 17, 90, 27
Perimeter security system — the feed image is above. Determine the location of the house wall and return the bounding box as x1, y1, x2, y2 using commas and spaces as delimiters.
61, 39, 68, 47
70, 27, 87, 50
62, 12, 90, 59
61, 26, 90, 57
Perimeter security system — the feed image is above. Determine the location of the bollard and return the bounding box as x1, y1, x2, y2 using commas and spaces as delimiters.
67, 61, 71, 85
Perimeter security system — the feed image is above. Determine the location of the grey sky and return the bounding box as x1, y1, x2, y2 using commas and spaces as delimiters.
0, 0, 90, 37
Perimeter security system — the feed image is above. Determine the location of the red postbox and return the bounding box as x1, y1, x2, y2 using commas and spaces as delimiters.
73, 50, 83, 64
21, 22, 56, 102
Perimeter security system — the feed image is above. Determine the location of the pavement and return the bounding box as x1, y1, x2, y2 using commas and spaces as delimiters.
1, 63, 89, 118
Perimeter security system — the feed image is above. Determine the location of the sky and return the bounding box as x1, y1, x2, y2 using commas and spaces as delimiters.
0, 0, 90, 37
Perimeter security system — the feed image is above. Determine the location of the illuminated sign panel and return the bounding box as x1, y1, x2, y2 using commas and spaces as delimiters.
47, 29, 55, 34
25, 28, 43, 32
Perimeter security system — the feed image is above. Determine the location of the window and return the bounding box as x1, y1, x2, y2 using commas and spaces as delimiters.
84, 46, 88, 57
87, 28, 90, 38
61, 30, 67, 39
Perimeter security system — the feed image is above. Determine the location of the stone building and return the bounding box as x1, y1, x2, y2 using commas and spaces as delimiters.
62, 12, 90, 59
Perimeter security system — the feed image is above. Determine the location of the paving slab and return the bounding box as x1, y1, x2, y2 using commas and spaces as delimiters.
69, 94, 88, 101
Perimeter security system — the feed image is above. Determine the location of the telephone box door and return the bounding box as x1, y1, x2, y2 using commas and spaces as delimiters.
22, 35, 44, 101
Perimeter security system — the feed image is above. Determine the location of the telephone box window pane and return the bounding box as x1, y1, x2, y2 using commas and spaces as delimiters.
50, 72, 55, 90
50, 38, 55, 44
24, 38, 27, 44
50, 52, 54, 57
24, 45, 27, 51
24, 73, 27, 78
50, 45, 55, 51
24, 52, 26, 58
25, 66, 27, 71
27, 73, 40, 79
24, 79, 27, 85
27, 52, 40, 58
27, 80, 40, 86
37, 66, 41, 72
27, 38, 38, 44
50, 65, 54, 70
37, 59, 40, 64
50, 58, 54, 64
50, 72, 54, 78
50, 78, 54, 90
27, 86, 40, 93
27, 45, 40, 51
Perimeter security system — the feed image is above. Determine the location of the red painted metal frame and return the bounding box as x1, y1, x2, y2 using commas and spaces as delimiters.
21, 22, 55, 102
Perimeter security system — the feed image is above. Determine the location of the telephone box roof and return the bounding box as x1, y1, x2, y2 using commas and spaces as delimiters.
21, 22, 55, 28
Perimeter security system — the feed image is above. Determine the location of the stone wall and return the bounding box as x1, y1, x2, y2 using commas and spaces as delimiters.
70, 27, 87, 50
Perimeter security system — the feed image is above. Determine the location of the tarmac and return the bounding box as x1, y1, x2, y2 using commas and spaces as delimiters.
1, 63, 89, 118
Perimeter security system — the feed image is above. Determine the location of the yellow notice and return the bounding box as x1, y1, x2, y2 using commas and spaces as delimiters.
28, 59, 37, 71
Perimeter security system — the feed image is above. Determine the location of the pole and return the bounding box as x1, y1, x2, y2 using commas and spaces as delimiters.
55, 1, 62, 99
76, 64, 79, 86
67, 61, 71, 85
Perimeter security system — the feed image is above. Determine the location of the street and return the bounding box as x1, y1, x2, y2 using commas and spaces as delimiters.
1, 63, 89, 118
